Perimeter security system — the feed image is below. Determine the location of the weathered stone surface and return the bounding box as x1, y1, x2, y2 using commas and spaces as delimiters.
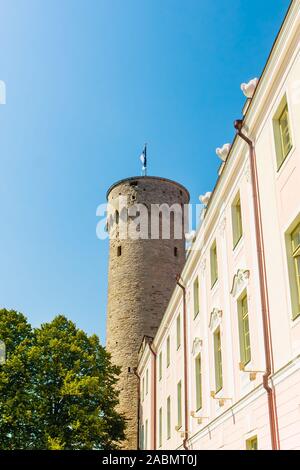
106, 176, 189, 449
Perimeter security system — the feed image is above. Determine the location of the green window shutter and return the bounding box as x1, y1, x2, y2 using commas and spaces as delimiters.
195, 353, 202, 411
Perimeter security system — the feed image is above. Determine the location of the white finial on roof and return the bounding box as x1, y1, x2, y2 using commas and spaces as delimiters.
241, 78, 259, 98
216, 143, 231, 161
199, 192, 212, 206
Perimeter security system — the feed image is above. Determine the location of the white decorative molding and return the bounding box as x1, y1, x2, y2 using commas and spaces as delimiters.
209, 308, 223, 331
199, 192, 212, 206
230, 269, 250, 299
216, 143, 231, 162
191, 337, 203, 356
241, 78, 259, 98
185, 230, 196, 243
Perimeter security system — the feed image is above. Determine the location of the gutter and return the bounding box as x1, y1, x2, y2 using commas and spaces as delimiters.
149, 342, 157, 450
234, 119, 280, 450
176, 275, 189, 451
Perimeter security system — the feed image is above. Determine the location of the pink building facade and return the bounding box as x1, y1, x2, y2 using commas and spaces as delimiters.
137, 1, 300, 450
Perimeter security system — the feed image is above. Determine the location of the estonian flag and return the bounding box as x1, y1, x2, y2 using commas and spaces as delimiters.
139, 144, 147, 172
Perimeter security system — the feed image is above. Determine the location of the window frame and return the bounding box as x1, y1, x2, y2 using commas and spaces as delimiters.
193, 276, 200, 319
213, 327, 223, 393
177, 380, 182, 429
237, 291, 251, 366
166, 335, 170, 368
246, 435, 258, 450
176, 314, 181, 350
286, 220, 300, 320
159, 407, 163, 448
273, 95, 293, 171
232, 192, 243, 249
167, 396, 171, 440
159, 351, 163, 381
195, 353, 202, 412
210, 240, 218, 288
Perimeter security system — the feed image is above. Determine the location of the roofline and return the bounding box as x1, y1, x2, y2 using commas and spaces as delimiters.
106, 175, 190, 201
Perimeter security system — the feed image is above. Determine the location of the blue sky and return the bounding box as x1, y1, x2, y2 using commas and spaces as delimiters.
0, 0, 291, 343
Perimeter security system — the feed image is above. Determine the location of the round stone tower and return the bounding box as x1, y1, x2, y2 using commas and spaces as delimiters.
106, 176, 189, 449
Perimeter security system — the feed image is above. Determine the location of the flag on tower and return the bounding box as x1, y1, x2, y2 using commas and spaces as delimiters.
140, 144, 147, 176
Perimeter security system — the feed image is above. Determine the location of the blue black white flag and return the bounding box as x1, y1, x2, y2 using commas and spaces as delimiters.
140, 144, 147, 175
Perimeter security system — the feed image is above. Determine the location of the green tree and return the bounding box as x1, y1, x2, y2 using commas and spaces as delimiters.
0, 309, 125, 449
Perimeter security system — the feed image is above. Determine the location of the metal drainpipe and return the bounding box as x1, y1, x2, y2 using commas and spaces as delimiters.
234, 119, 280, 450
133, 367, 141, 450
176, 275, 189, 451
149, 343, 157, 450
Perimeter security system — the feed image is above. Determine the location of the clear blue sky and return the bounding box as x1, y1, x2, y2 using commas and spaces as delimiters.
0, 0, 291, 343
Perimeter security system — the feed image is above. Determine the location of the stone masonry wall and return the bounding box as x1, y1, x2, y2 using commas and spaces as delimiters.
106, 176, 189, 449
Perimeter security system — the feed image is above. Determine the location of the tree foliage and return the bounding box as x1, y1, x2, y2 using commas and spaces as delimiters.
0, 309, 125, 449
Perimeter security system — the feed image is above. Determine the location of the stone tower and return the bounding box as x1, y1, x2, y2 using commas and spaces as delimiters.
106, 176, 189, 449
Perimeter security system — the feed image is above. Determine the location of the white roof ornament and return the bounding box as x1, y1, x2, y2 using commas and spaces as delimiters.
216, 143, 231, 162
199, 192, 212, 206
185, 230, 196, 243
241, 78, 259, 98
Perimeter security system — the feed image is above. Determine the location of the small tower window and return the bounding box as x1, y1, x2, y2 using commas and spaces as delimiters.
174, 247, 178, 257
115, 210, 119, 225
117, 246, 122, 257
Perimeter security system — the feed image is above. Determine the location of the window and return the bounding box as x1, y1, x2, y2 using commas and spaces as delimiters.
287, 222, 300, 319
176, 314, 181, 350
210, 240, 218, 287
177, 381, 182, 428
213, 328, 223, 392
246, 436, 258, 450
140, 424, 144, 450
232, 193, 243, 247
167, 396, 171, 440
193, 277, 200, 318
166, 336, 170, 368
238, 292, 251, 365
146, 369, 149, 395
195, 353, 202, 411
117, 245, 122, 257
174, 247, 178, 257
159, 407, 162, 448
142, 377, 145, 402
273, 96, 292, 169
159, 352, 162, 381
145, 419, 148, 450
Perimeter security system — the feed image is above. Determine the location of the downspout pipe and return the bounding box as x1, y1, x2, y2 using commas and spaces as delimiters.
133, 368, 141, 450
176, 275, 189, 451
149, 343, 157, 450
234, 119, 280, 450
